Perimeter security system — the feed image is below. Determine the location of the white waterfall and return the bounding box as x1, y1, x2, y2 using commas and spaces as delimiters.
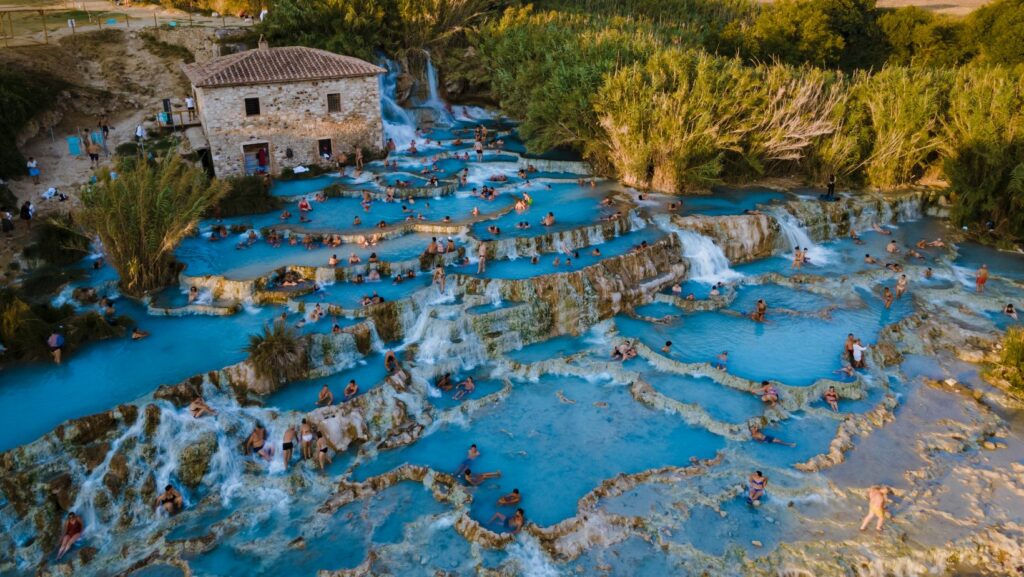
484, 280, 503, 307
379, 59, 418, 149
422, 52, 454, 126
771, 209, 833, 265
653, 214, 741, 283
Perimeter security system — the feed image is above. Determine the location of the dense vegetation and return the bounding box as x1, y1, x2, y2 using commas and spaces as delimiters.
77, 155, 228, 297
0, 287, 130, 363
258, 0, 1024, 239
989, 327, 1024, 394
0, 67, 66, 180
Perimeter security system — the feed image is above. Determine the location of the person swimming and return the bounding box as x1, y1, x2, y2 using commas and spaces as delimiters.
715, 351, 728, 370
462, 467, 501, 486
343, 379, 359, 400
1005, 303, 1018, 321
497, 488, 521, 506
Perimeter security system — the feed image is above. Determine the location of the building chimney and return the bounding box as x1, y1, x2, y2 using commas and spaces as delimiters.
257, 35, 268, 51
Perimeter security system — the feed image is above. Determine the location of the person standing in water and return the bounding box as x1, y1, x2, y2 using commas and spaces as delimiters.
859, 485, 890, 532
300, 419, 314, 460
976, 264, 989, 293
56, 512, 84, 560
882, 286, 894, 309
384, 350, 399, 372
315, 431, 332, 471
281, 424, 297, 470
895, 274, 908, 299
433, 265, 446, 292
477, 242, 488, 274
752, 299, 767, 322
826, 173, 836, 200
47, 329, 65, 364
343, 379, 359, 401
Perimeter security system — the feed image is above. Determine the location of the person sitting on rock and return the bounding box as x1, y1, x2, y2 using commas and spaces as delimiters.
824, 386, 840, 412
156, 485, 184, 515
56, 512, 84, 560
189, 395, 217, 419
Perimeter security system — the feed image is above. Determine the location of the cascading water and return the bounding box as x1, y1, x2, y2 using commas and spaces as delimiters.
771, 208, 833, 265
379, 58, 418, 149
653, 214, 741, 283
422, 51, 454, 126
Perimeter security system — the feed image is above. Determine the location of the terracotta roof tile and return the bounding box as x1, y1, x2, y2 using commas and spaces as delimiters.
182, 46, 384, 88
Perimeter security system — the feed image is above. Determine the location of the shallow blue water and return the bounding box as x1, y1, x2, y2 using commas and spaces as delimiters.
640, 366, 766, 424
264, 354, 389, 412
0, 301, 277, 451
353, 374, 725, 526
681, 187, 789, 216
616, 287, 913, 386
470, 181, 617, 240
463, 228, 665, 280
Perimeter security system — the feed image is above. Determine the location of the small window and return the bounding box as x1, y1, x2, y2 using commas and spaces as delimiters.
327, 93, 341, 113
244, 97, 260, 116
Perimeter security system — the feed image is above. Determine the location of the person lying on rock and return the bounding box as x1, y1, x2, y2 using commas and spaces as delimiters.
56, 512, 84, 561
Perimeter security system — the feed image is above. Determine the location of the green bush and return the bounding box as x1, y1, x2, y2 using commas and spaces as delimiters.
0, 288, 128, 363
967, 0, 1024, 65
209, 175, 282, 218
0, 67, 66, 179
139, 31, 195, 63
878, 7, 970, 67
21, 213, 91, 267
0, 184, 16, 211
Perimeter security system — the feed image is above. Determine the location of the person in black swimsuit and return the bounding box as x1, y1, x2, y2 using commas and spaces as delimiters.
282, 425, 297, 471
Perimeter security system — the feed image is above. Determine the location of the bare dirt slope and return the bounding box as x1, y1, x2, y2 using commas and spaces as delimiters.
1, 28, 195, 276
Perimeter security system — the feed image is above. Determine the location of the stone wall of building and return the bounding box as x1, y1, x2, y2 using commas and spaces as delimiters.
195, 75, 383, 177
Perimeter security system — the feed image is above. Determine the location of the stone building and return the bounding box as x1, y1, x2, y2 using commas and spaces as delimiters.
182, 39, 385, 177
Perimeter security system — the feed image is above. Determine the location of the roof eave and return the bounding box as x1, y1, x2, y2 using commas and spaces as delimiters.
193, 70, 385, 89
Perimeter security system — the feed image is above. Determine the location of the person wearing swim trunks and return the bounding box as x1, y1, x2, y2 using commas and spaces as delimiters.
462, 468, 501, 486
844, 333, 856, 365
246, 423, 273, 462
455, 444, 480, 477
490, 508, 525, 533
316, 383, 334, 407
750, 425, 796, 447
477, 242, 488, 274
976, 264, 988, 294
715, 351, 728, 370
453, 376, 476, 400
336, 377, 357, 401
315, 431, 332, 471
300, 419, 314, 459
282, 424, 297, 470
859, 485, 890, 532
747, 471, 767, 505
156, 484, 184, 515
824, 386, 840, 412
47, 329, 65, 364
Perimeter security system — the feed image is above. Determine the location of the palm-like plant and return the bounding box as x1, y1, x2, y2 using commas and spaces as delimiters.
245, 322, 309, 384
77, 155, 228, 297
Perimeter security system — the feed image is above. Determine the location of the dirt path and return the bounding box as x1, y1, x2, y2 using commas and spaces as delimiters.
1, 26, 214, 276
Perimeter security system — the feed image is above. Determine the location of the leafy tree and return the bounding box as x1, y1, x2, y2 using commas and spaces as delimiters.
967, 0, 1024, 65
878, 7, 969, 67
77, 155, 229, 297
724, 0, 887, 70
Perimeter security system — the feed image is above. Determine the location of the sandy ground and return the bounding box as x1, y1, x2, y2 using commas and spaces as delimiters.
0, 24, 215, 277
